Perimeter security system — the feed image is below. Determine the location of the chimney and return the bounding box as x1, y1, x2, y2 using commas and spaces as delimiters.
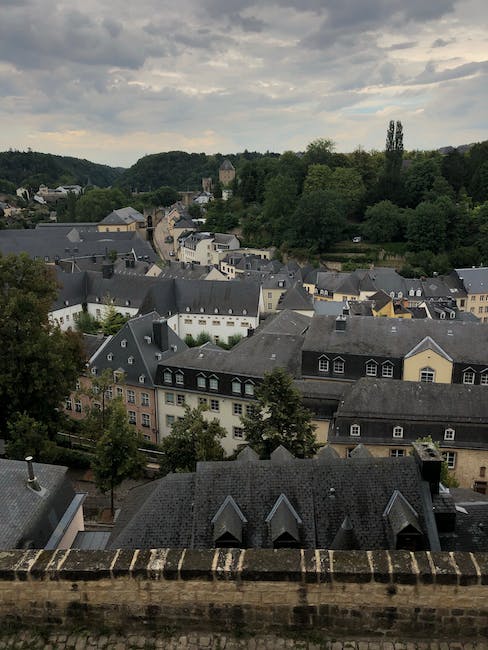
411, 441, 442, 495
152, 319, 169, 351
335, 315, 347, 331
25, 456, 41, 492
102, 263, 114, 279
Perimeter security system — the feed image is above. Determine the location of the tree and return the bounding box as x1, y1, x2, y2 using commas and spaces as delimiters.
74, 309, 100, 334
92, 399, 144, 516
404, 157, 442, 207
6, 412, 54, 460
303, 138, 335, 166
406, 201, 448, 252
240, 367, 317, 459
363, 200, 406, 242
379, 120, 404, 202
287, 189, 347, 253
0, 254, 84, 435
262, 174, 298, 244
160, 404, 226, 473
100, 301, 129, 335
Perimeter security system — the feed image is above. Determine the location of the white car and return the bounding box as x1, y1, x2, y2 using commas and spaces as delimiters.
352, 236, 362, 243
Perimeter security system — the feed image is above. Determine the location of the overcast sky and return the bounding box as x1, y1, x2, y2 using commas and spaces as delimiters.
0, 0, 486, 167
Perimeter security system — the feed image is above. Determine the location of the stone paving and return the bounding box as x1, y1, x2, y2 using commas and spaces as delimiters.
0, 633, 486, 649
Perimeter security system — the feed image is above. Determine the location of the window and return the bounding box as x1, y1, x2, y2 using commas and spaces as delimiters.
141, 393, 149, 406
177, 394, 185, 406
75, 400, 82, 413
105, 387, 113, 399
139, 374, 146, 384
246, 405, 253, 417
480, 467, 486, 478
318, 357, 329, 373
163, 370, 172, 384
443, 451, 456, 469
107, 353, 113, 361
198, 397, 208, 406
463, 370, 475, 385
365, 360, 377, 377
350, 424, 360, 437
212, 320, 221, 326
382, 363, 393, 378
444, 428, 455, 441
393, 426, 403, 438
184, 318, 192, 324
65, 399, 72, 411
198, 319, 206, 325
116, 387, 124, 398
127, 389, 135, 404
390, 449, 405, 458
128, 356, 134, 365
210, 399, 219, 412
244, 382, 255, 396
128, 411, 136, 424
175, 372, 184, 385
227, 321, 235, 327
480, 373, 488, 385
141, 413, 150, 428
166, 415, 175, 427
333, 358, 344, 374
197, 375, 206, 389
93, 402, 101, 411
420, 367, 435, 383
233, 403, 243, 416
165, 392, 174, 404
232, 379, 241, 394
233, 427, 244, 439
209, 377, 219, 391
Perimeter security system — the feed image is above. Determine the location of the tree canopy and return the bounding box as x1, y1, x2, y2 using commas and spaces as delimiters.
0, 253, 84, 435
240, 367, 317, 459
160, 404, 226, 473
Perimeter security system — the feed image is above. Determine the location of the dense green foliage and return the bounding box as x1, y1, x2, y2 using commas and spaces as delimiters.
160, 404, 226, 473
240, 367, 317, 459
0, 254, 85, 436
0, 149, 123, 188
92, 398, 145, 514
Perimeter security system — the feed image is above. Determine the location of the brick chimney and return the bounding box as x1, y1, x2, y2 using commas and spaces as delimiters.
411, 441, 442, 496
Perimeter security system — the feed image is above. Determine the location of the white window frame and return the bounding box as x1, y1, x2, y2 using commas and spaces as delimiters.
244, 381, 255, 396
382, 362, 393, 378
333, 358, 345, 374
163, 370, 172, 384
444, 428, 455, 441
463, 370, 475, 385
141, 413, 151, 428
197, 375, 206, 389
392, 426, 403, 439
128, 410, 136, 424
318, 357, 329, 373
232, 379, 241, 394
141, 392, 149, 406
210, 399, 219, 412
209, 376, 219, 391
365, 360, 377, 377
233, 426, 244, 440
420, 367, 435, 383
175, 372, 184, 386
233, 403, 243, 416
350, 424, 361, 437
127, 389, 135, 404
390, 449, 405, 458
443, 451, 456, 469
481, 372, 488, 386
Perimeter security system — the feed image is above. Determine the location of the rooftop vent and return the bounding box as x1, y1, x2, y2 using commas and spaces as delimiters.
25, 456, 41, 492
335, 315, 347, 331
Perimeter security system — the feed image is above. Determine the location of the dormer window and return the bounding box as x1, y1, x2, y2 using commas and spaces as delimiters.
416, 289, 422, 297
365, 360, 377, 377
333, 358, 345, 374
197, 374, 206, 389
419, 367, 435, 383
144, 336, 152, 344
232, 379, 241, 394
125, 300, 131, 306
350, 424, 360, 437
382, 361, 393, 378
139, 374, 145, 384
243, 309, 247, 316
91, 367, 97, 376
266, 494, 302, 549
200, 307, 204, 313
212, 496, 247, 548
393, 426, 403, 439
444, 428, 455, 441
121, 339, 127, 348
228, 308, 233, 315
409, 289, 414, 297
481, 371, 488, 386
64, 300, 69, 306
398, 292, 403, 299
186, 306, 190, 312
175, 371, 184, 385
244, 381, 255, 396
107, 353, 113, 361
163, 369, 172, 384
96, 297, 100, 303
318, 356, 329, 373
128, 356, 134, 365
463, 369, 475, 385
209, 376, 219, 391
214, 307, 219, 314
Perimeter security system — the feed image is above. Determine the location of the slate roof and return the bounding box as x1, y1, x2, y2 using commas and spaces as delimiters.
455, 267, 488, 294
276, 285, 314, 312
302, 315, 488, 365
159, 310, 310, 379
100, 207, 145, 226
90, 312, 187, 388
0, 227, 155, 263
440, 488, 488, 552
219, 159, 235, 171
313, 300, 345, 316
336, 378, 488, 424
0, 459, 76, 549
108, 449, 435, 550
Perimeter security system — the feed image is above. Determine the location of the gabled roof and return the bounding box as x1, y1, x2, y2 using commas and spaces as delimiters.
405, 336, 453, 362
100, 207, 145, 226
108, 448, 436, 550
219, 159, 235, 171
330, 516, 359, 550
276, 284, 314, 312
455, 267, 488, 294
384, 490, 423, 540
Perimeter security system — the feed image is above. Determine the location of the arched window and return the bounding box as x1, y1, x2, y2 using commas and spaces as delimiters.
419, 367, 435, 383
365, 360, 377, 377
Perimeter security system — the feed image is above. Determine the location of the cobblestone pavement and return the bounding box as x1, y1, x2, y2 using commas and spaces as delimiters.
0, 633, 486, 649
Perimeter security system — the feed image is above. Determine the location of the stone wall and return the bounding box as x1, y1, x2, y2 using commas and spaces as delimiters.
0, 549, 487, 638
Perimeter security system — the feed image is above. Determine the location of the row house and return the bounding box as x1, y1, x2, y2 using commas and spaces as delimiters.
331, 378, 488, 492
302, 315, 488, 386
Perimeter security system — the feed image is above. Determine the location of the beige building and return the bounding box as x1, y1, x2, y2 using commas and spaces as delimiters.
218, 159, 236, 186
97, 207, 146, 235
179, 232, 240, 266
455, 267, 488, 322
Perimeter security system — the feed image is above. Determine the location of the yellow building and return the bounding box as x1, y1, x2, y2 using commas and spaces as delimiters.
97, 207, 146, 234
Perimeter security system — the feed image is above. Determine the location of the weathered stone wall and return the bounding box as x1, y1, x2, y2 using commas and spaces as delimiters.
0, 549, 487, 638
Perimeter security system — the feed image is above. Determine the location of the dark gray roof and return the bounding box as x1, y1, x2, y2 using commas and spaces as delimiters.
336, 378, 488, 424
276, 285, 314, 312
455, 267, 488, 294
100, 207, 145, 225
0, 459, 75, 549
108, 451, 434, 550
219, 159, 235, 171
0, 227, 155, 263
91, 312, 186, 387
313, 300, 345, 316
303, 315, 488, 365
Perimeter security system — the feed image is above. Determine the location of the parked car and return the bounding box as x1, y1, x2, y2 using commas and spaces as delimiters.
352, 236, 362, 243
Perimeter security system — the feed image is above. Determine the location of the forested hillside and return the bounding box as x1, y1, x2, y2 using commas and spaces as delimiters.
0, 150, 124, 190
115, 150, 276, 191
